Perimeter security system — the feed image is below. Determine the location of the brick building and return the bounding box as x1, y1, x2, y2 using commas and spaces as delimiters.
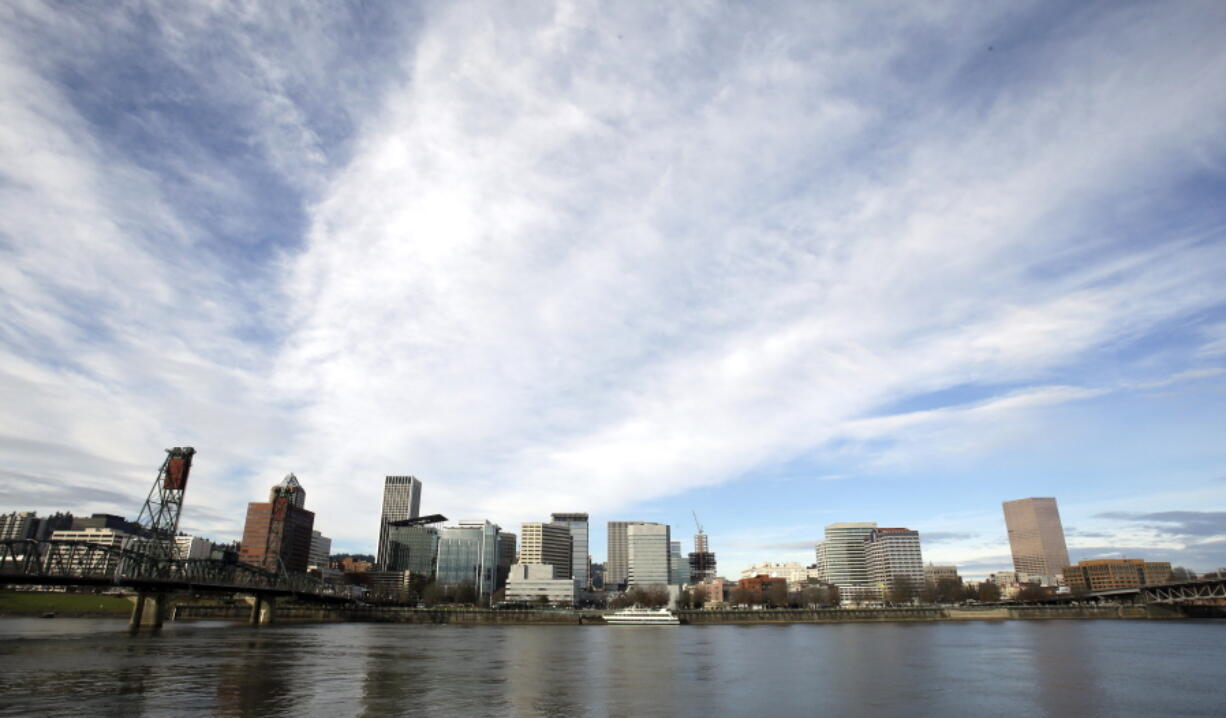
239, 474, 315, 573
1062, 559, 1172, 593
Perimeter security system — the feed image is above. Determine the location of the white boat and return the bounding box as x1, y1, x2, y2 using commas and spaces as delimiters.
603, 607, 680, 625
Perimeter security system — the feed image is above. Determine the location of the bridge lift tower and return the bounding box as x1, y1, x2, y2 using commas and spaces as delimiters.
135, 446, 196, 562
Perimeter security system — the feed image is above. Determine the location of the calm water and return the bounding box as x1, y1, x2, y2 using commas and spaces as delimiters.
0, 617, 1222, 717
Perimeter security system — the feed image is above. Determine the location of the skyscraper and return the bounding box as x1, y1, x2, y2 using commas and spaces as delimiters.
864, 527, 924, 595
606, 521, 639, 590
550, 512, 590, 589
239, 475, 316, 573
627, 522, 671, 587
520, 522, 574, 580
377, 476, 422, 569
819, 522, 877, 588
1003, 497, 1070, 582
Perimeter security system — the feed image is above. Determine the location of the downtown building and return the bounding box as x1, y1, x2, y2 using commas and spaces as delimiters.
520, 522, 573, 580
1003, 497, 1070, 585
670, 541, 690, 585
377, 476, 422, 569
627, 522, 671, 588
815, 522, 878, 602
504, 563, 577, 605
435, 520, 501, 602
864, 527, 924, 596
1062, 559, 1173, 593
740, 562, 818, 589
550, 512, 590, 589
238, 474, 315, 573
688, 529, 717, 584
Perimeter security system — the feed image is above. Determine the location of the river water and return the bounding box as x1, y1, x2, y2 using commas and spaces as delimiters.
0, 617, 1222, 717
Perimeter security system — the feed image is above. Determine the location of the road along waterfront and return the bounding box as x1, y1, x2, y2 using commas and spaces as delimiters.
1, 617, 1223, 717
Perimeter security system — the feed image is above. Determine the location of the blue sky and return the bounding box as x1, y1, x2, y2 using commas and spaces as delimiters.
1, 1, 1224, 578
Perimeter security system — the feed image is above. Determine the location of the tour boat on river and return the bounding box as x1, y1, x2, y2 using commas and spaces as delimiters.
603, 607, 680, 625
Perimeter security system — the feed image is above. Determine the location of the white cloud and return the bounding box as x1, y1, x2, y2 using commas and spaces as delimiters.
2, 2, 1225, 555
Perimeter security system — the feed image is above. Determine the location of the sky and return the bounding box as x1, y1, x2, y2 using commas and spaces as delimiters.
1, 1, 1224, 579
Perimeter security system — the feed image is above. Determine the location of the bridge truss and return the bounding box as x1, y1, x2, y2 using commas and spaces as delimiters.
1141, 579, 1226, 605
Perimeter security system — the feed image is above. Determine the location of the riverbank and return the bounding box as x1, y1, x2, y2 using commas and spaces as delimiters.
0, 591, 132, 617
170, 602, 1203, 624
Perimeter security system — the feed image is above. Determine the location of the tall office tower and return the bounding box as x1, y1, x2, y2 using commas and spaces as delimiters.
550, 512, 590, 589
814, 541, 827, 580
496, 531, 517, 590
864, 527, 924, 594
435, 520, 500, 601
1002, 497, 1070, 583
520, 522, 574, 580
607, 521, 640, 590
377, 476, 423, 569
669, 540, 690, 585
821, 522, 877, 588
278, 473, 306, 508
239, 475, 316, 572
627, 522, 671, 587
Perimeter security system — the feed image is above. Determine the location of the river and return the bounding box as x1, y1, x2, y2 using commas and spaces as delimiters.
0, 617, 1222, 716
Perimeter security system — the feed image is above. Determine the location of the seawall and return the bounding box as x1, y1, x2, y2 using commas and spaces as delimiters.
172, 603, 1190, 625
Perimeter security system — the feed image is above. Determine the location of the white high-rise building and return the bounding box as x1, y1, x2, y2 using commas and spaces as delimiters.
377, 476, 422, 569
520, 522, 573, 580
820, 522, 877, 588
550, 513, 590, 589
627, 523, 671, 587
865, 528, 924, 594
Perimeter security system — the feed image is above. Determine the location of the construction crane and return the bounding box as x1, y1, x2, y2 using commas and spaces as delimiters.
692, 510, 704, 536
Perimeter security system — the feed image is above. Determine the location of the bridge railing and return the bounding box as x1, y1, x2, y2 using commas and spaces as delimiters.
0, 539, 343, 599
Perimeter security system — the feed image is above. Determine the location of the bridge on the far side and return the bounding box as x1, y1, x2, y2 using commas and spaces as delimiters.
0, 447, 351, 632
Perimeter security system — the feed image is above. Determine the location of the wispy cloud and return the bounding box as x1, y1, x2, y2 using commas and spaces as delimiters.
1, 2, 1224, 554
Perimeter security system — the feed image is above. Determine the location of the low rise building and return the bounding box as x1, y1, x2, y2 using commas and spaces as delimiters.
923, 564, 960, 585
736, 574, 788, 605
1063, 559, 1173, 593
175, 535, 214, 560
504, 563, 576, 605
740, 561, 816, 589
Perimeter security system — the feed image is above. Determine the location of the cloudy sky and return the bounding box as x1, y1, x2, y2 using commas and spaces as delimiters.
2, 1, 1224, 577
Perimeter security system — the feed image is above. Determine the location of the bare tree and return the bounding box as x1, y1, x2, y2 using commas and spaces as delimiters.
887, 575, 916, 605
977, 582, 1002, 602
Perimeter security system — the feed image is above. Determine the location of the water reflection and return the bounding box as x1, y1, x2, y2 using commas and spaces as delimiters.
215, 633, 298, 716
1, 618, 1224, 717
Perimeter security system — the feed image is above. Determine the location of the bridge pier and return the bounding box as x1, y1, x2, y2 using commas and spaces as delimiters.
244, 595, 277, 626
127, 593, 168, 634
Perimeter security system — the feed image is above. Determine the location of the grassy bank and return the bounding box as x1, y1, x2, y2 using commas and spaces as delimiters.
0, 590, 132, 616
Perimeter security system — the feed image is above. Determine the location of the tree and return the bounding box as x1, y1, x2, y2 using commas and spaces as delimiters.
453, 582, 477, 606
767, 580, 789, 608
977, 582, 1001, 602
1017, 583, 1050, 602
1171, 566, 1197, 582
888, 575, 916, 605
421, 581, 445, 607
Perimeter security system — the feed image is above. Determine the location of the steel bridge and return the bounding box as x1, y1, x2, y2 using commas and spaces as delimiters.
0, 539, 345, 599
0, 446, 353, 632
1069, 577, 1226, 607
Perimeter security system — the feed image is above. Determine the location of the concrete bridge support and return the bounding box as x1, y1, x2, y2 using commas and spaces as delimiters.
244, 595, 277, 626
127, 593, 169, 634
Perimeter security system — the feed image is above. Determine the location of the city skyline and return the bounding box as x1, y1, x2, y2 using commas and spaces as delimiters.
1, 2, 1224, 578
